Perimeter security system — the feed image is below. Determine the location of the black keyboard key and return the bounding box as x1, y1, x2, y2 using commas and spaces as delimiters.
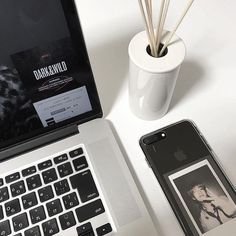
12, 213, 29, 232
5, 172, 20, 184
42, 168, 58, 184
70, 170, 99, 203
22, 192, 38, 210
62, 192, 79, 210
0, 187, 9, 203
0, 220, 11, 236
26, 175, 42, 191
25, 226, 41, 236
30, 206, 46, 224
10, 180, 26, 197
22, 166, 37, 177
14, 234, 22, 236
73, 156, 88, 172
77, 222, 94, 236
46, 199, 62, 217
75, 199, 105, 222
54, 179, 70, 196
54, 154, 68, 164
5, 199, 21, 217
0, 178, 3, 186
59, 211, 76, 230
42, 219, 59, 236
38, 186, 54, 203
57, 162, 73, 178
78, 231, 94, 236
38, 160, 52, 171
96, 223, 112, 236
69, 148, 83, 158
0, 205, 3, 220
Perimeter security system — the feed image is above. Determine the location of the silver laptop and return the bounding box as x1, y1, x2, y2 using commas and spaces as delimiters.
0, 1, 157, 236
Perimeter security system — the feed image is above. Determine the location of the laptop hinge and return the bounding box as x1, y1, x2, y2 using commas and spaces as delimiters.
0, 125, 79, 162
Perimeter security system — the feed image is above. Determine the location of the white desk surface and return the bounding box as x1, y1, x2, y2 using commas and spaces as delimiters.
76, 0, 236, 235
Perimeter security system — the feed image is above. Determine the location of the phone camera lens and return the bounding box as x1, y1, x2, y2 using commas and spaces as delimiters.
143, 136, 158, 145
143, 132, 166, 145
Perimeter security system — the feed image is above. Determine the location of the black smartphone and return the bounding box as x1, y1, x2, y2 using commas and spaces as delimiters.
140, 120, 236, 236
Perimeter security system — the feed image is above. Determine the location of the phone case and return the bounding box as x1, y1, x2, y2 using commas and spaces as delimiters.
140, 119, 236, 236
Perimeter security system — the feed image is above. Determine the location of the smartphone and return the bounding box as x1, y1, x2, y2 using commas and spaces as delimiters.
140, 120, 236, 236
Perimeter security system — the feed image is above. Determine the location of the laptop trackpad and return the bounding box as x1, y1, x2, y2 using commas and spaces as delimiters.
88, 138, 141, 227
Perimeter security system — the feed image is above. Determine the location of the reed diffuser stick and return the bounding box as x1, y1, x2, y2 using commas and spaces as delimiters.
155, 0, 165, 52
148, 0, 152, 18
145, 0, 157, 57
158, 0, 170, 48
159, 0, 194, 56
138, 0, 156, 56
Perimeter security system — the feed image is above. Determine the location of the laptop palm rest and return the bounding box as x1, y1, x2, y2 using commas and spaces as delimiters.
88, 138, 141, 227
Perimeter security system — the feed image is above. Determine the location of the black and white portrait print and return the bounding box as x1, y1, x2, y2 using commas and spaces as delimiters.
168, 160, 236, 235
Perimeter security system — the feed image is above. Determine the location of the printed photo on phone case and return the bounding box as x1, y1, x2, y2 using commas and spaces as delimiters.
168, 160, 236, 236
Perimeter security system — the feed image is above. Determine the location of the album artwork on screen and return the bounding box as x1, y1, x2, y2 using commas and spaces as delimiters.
166, 158, 236, 236
11, 38, 92, 127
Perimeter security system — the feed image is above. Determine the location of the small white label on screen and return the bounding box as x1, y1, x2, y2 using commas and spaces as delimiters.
33, 86, 92, 127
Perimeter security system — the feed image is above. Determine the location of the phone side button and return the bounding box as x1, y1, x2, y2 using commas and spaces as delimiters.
145, 159, 151, 168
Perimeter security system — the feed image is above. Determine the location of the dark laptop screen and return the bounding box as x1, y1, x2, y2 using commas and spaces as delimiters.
0, 0, 102, 151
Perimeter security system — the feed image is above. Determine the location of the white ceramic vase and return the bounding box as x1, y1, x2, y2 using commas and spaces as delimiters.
128, 31, 186, 120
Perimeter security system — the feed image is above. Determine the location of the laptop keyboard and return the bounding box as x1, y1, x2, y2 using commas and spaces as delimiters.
0, 146, 113, 236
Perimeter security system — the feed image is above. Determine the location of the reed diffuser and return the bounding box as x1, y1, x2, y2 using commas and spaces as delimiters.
138, 0, 194, 57
128, 0, 194, 120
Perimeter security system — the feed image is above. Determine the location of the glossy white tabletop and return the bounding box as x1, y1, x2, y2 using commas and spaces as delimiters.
76, 0, 236, 235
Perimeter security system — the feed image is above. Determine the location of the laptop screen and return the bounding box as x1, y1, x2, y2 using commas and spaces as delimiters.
0, 0, 102, 152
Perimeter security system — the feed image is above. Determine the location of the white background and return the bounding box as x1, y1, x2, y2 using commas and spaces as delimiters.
75, 0, 236, 235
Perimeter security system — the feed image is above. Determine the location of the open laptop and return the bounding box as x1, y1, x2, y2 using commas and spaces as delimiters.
0, 0, 157, 236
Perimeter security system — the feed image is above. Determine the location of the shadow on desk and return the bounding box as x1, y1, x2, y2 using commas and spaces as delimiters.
88, 32, 135, 116
170, 60, 205, 110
